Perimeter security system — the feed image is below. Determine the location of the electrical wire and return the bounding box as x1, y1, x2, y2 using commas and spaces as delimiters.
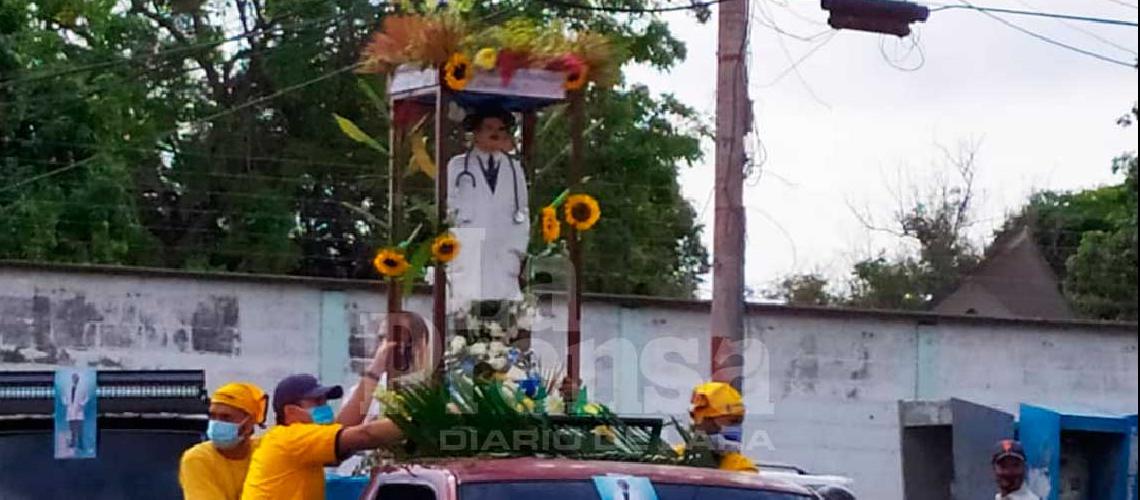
2, 62, 364, 191
0, 157, 99, 195
929, 3, 1139, 27
975, 11, 1135, 66
540, 0, 728, 14
0, 12, 343, 88
934, 0, 1140, 67
756, 0, 831, 108
879, 26, 927, 71
1011, 0, 1136, 56
754, 30, 838, 87
1102, 0, 1138, 10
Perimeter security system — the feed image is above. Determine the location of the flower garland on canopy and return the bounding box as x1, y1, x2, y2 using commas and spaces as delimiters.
358, 13, 618, 92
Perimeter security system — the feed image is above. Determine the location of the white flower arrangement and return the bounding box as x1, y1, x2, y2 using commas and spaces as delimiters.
466, 342, 488, 357
438, 295, 567, 414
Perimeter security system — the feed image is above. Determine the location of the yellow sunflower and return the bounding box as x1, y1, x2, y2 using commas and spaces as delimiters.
443, 52, 472, 91
541, 205, 561, 243
564, 194, 601, 231
564, 63, 590, 91
373, 248, 410, 278
431, 233, 460, 263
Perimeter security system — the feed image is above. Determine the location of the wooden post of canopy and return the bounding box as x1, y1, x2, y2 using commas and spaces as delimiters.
518, 110, 538, 352
565, 91, 585, 403
387, 96, 407, 374
432, 88, 454, 376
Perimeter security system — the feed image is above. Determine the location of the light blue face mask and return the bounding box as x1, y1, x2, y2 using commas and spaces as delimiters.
207, 419, 245, 449
709, 424, 744, 453
308, 404, 336, 425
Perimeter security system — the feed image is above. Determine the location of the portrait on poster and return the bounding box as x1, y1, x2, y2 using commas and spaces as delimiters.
54, 368, 97, 459
592, 475, 658, 500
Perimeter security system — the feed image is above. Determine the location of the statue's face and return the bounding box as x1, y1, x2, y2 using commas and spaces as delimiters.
473, 116, 513, 153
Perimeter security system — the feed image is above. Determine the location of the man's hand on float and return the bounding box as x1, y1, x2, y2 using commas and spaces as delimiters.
336, 337, 397, 426
368, 337, 398, 376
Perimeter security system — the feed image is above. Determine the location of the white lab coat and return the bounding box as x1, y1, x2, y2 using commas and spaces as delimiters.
446, 147, 529, 310
65, 378, 88, 421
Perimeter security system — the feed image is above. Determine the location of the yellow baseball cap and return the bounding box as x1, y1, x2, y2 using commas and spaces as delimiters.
210, 382, 268, 425
690, 382, 745, 424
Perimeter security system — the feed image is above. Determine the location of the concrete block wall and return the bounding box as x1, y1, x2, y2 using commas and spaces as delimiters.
1, 262, 1136, 499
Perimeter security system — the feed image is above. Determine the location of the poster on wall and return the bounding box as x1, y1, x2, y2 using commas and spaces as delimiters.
54, 368, 97, 459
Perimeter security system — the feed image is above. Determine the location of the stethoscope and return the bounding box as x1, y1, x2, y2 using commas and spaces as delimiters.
456, 148, 526, 224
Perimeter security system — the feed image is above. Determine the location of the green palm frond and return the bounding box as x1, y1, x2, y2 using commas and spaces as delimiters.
378, 378, 680, 464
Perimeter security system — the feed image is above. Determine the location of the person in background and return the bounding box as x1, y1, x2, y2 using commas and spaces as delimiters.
179, 382, 268, 500
241, 339, 402, 500
675, 381, 758, 472
993, 439, 1039, 500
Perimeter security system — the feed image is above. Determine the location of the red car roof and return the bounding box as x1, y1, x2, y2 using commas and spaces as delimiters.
373, 457, 814, 496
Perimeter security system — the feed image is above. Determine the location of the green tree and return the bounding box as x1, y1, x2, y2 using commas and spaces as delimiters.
764, 272, 834, 306
534, 87, 709, 297
0, 0, 171, 264
1, 0, 710, 296
1003, 105, 1138, 320
844, 143, 981, 310
1062, 151, 1137, 320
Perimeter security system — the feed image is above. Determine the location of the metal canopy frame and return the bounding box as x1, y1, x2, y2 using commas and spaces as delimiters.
385, 65, 586, 401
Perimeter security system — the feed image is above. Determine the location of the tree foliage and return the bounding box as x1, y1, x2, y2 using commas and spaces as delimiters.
1, 0, 709, 296
765, 272, 832, 307
840, 142, 981, 310
997, 105, 1138, 320
770, 111, 1137, 320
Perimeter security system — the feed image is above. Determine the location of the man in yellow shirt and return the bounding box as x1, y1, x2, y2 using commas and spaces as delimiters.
242, 340, 403, 500
179, 382, 268, 500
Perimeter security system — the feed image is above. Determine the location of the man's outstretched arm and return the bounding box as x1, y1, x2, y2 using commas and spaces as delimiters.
336, 418, 403, 457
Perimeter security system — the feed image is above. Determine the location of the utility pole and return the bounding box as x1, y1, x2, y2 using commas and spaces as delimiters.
710, 0, 749, 391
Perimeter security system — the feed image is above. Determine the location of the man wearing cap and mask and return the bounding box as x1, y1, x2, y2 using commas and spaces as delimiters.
677, 381, 758, 472
179, 382, 268, 500
993, 439, 1039, 500
242, 340, 403, 500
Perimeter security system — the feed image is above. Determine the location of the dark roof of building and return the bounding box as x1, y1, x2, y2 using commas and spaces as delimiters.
934, 226, 1074, 320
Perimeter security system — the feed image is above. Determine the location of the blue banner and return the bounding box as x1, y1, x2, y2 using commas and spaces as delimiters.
592, 475, 658, 500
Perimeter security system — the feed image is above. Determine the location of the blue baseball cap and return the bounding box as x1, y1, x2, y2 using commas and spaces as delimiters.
272, 373, 343, 415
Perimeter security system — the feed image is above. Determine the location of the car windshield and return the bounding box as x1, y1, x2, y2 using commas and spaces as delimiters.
459, 481, 810, 500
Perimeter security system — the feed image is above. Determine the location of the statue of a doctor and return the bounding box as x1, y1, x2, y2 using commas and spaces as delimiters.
446, 107, 529, 311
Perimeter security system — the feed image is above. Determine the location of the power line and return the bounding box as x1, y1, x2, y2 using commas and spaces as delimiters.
540, 0, 727, 14
949, 1, 1138, 67
1011, 0, 1136, 56
0, 13, 342, 88
929, 3, 1140, 27
879, 27, 927, 72
2, 62, 364, 191
0, 157, 98, 195
755, 31, 838, 87
755, 0, 831, 108
1102, 0, 1138, 10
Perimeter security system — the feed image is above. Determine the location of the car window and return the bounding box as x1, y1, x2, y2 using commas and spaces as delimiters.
376, 483, 437, 500
459, 481, 811, 500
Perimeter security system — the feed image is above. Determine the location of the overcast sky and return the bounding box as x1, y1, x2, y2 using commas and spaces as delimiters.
625, 0, 1139, 298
